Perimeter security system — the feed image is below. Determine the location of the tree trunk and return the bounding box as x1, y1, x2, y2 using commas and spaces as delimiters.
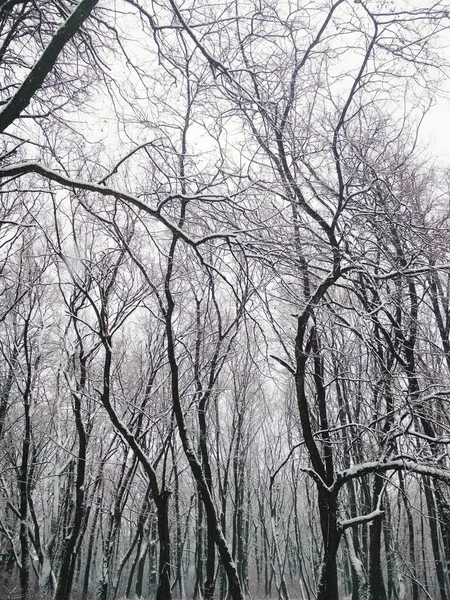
423, 477, 448, 600
368, 476, 387, 600
193, 488, 204, 598
19, 399, 31, 600
155, 490, 172, 600
82, 502, 100, 600
316, 490, 341, 600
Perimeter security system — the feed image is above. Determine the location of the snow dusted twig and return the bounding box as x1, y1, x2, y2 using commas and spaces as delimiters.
334, 459, 450, 491
0, 162, 243, 248
0, 162, 198, 245
338, 508, 384, 531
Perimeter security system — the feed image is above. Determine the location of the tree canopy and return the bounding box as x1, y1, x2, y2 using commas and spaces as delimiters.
1, 2, 450, 600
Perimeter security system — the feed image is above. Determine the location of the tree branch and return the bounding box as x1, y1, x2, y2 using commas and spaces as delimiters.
0, 161, 197, 245
0, 0, 99, 132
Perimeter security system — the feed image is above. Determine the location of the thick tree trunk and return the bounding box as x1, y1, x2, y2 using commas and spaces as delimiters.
368, 515, 387, 600
398, 473, 418, 600
172, 445, 186, 600
54, 335, 89, 600
296, 329, 340, 600
315, 490, 341, 600
135, 542, 147, 599
155, 490, 172, 600
345, 528, 369, 600
423, 477, 448, 600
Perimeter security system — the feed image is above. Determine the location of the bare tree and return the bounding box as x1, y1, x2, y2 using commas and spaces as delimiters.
1, 2, 450, 600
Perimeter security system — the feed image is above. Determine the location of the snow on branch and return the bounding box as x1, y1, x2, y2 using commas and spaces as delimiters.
0, 162, 201, 245
338, 509, 384, 531
0, 0, 100, 132
334, 459, 450, 491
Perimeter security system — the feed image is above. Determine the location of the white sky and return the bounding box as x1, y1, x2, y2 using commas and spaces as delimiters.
422, 95, 450, 163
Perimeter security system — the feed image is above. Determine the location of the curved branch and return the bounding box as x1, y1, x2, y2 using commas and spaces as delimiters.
334, 459, 450, 491
0, 161, 197, 245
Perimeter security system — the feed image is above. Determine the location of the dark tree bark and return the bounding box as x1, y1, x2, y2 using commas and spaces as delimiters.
0, 0, 99, 132
171, 441, 186, 600
82, 501, 100, 600
18, 313, 36, 600
368, 484, 387, 600
295, 321, 341, 600
423, 478, 448, 600
193, 489, 204, 599
54, 349, 88, 600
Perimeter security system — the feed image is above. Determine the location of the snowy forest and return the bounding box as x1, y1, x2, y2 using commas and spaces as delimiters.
1, 1, 450, 600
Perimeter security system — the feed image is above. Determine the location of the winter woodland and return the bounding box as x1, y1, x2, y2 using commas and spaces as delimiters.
1, 1, 450, 600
